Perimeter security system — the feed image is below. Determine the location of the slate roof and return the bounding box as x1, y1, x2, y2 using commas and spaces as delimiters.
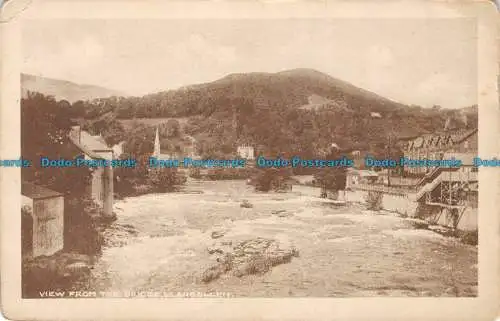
22, 181, 63, 200
69, 135, 105, 160
79, 131, 112, 151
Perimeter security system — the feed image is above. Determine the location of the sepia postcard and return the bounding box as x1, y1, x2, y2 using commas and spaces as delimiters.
1, 0, 499, 320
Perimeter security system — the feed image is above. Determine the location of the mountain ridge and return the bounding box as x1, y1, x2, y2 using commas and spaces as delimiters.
21, 73, 127, 103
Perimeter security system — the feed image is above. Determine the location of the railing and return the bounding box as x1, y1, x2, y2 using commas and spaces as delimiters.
415, 166, 459, 189
354, 183, 416, 195
352, 166, 477, 201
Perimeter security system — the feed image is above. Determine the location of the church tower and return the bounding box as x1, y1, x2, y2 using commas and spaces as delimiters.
154, 127, 160, 158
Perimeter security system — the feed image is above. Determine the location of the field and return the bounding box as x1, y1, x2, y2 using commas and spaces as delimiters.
118, 117, 190, 131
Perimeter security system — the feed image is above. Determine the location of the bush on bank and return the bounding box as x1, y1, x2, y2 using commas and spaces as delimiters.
148, 168, 186, 192
64, 196, 104, 255
365, 191, 383, 211
252, 167, 292, 192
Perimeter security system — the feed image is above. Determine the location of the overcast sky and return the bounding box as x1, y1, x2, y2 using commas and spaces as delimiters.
22, 18, 477, 109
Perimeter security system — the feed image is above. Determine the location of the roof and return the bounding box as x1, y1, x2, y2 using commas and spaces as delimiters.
68, 130, 113, 160
80, 131, 112, 151
22, 181, 63, 200
405, 128, 477, 151
69, 137, 104, 159
348, 169, 379, 177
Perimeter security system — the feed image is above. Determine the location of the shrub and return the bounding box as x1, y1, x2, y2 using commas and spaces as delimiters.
189, 168, 202, 179
253, 170, 275, 192
240, 200, 253, 208
253, 168, 292, 192
460, 230, 478, 246
205, 168, 250, 180
365, 191, 383, 211
148, 168, 185, 192
64, 196, 103, 255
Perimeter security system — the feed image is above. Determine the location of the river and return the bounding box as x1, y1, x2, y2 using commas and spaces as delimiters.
89, 180, 477, 297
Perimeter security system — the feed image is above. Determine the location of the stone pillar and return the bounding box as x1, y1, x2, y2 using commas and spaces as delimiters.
102, 165, 114, 219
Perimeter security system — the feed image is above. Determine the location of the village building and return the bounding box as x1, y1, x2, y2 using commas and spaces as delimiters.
237, 144, 255, 160
402, 127, 478, 176
22, 182, 64, 259
112, 141, 125, 158
69, 125, 114, 218
345, 168, 379, 190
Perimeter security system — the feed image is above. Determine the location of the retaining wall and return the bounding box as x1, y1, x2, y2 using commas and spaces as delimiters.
346, 188, 477, 231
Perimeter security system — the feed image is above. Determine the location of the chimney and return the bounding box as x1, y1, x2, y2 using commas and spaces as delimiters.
70, 125, 81, 144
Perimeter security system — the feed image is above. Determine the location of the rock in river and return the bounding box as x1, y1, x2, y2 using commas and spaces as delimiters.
211, 230, 225, 239
201, 237, 299, 283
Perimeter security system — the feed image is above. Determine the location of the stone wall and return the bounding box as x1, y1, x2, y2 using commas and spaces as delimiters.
415, 203, 477, 231
346, 189, 419, 217
346, 188, 477, 231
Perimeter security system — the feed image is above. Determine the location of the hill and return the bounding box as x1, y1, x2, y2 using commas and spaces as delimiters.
21, 73, 126, 103
24, 69, 478, 160
117, 68, 409, 119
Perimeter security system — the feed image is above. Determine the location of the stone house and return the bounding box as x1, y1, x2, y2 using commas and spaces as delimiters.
69, 126, 114, 218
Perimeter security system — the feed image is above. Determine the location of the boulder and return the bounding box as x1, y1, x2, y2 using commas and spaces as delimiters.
240, 200, 253, 208
207, 246, 224, 255
201, 237, 299, 282
62, 262, 91, 278
211, 229, 226, 239
271, 210, 291, 217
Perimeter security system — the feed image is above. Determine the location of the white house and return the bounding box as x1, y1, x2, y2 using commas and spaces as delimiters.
237, 144, 255, 160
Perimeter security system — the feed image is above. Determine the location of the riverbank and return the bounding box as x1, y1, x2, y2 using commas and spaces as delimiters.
22, 203, 117, 298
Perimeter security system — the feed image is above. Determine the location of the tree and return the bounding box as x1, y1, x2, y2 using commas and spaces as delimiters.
21, 92, 92, 197
71, 100, 86, 117
164, 119, 181, 137
313, 146, 348, 197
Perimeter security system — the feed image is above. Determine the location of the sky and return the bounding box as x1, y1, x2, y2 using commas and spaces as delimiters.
22, 18, 477, 109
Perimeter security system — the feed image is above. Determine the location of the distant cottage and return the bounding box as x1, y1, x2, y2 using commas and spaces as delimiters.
237, 144, 255, 160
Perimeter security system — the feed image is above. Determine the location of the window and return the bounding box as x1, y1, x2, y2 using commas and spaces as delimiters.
464, 141, 469, 150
